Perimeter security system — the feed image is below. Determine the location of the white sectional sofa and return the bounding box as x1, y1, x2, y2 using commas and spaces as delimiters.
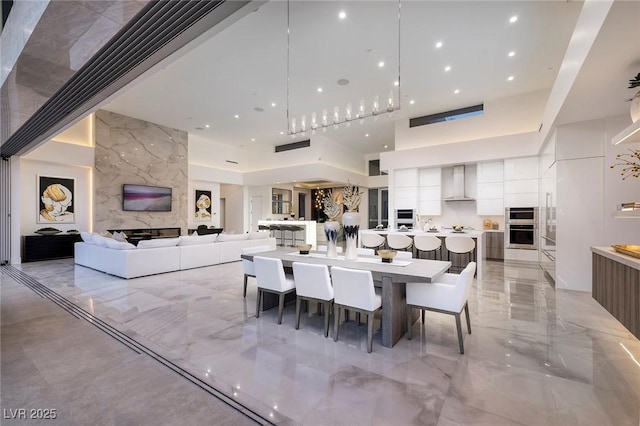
75, 232, 276, 279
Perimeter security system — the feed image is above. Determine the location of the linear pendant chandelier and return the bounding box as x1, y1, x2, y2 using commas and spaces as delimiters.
286, 0, 401, 137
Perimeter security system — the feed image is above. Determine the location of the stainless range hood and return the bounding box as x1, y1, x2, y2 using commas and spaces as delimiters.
443, 165, 476, 202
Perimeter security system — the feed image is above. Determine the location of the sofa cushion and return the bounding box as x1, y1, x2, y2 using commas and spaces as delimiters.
80, 231, 94, 244
92, 234, 111, 247
178, 235, 217, 246
137, 237, 180, 249
105, 239, 136, 250
249, 231, 270, 240
217, 233, 249, 242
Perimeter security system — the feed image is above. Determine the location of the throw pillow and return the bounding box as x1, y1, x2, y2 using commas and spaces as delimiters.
104, 239, 136, 250
217, 233, 249, 242
112, 231, 128, 242
136, 238, 180, 249
92, 234, 111, 247
80, 231, 94, 244
100, 231, 113, 238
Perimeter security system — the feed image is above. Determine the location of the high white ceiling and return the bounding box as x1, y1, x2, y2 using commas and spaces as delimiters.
101, 0, 635, 158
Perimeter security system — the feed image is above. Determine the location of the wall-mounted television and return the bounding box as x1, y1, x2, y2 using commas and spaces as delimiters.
122, 184, 172, 212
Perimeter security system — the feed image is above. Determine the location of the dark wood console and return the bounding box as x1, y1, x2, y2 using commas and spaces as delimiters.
187, 227, 223, 235
23, 234, 82, 262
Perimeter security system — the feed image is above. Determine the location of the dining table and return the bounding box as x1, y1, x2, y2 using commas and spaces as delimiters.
241, 248, 451, 348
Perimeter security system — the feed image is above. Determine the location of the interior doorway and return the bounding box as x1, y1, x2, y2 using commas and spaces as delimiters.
298, 193, 305, 219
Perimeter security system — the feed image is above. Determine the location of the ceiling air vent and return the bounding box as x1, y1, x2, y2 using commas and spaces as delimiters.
274, 139, 310, 153
409, 104, 484, 128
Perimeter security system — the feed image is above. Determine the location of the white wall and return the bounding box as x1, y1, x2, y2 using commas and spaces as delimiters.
220, 183, 244, 234
189, 133, 247, 172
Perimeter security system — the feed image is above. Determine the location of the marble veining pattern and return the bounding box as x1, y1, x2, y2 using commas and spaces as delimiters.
10, 259, 640, 425
94, 110, 188, 233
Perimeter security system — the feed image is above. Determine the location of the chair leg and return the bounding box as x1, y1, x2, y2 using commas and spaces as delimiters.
334, 306, 340, 342
421, 309, 425, 324
324, 301, 331, 338
407, 307, 413, 340
243, 275, 248, 298
295, 298, 301, 329
455, 313, 464, 354
464, 302, 471, 334
255, 289, 261, 318
367, 312, 374, 353
278, 293, 285, 325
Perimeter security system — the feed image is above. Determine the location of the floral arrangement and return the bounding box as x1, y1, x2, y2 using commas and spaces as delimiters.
322, 189, 341, 220
628, 73, 640, 89
341, 182, 363, 212
610, 149, 640, 179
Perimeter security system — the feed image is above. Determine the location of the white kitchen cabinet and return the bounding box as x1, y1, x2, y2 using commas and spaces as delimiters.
504, 179, 539, 194
505, 192, 539, 208
395, 168, 418, 187
417, 167, 441, 216
504, 157, 539, 181
476, 161, 504, 215
419, 167, 441, 186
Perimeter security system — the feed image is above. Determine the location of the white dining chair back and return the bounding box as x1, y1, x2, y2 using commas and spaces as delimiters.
241, 245, 273, 297
357, 247, 375, 256
361, 233, 386, 250
386, 233, 413, 251
406, 262, 476, 353
292, 262, 334, 336
254, 256, 296, 324
331, 266, 382, 353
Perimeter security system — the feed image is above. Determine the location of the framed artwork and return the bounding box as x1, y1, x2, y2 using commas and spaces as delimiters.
194, 189, 212, 221
37, 175, 75, 223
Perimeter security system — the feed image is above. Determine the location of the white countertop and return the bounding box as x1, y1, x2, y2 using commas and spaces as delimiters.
591, 246, 640, 271
258, 220, 316, 226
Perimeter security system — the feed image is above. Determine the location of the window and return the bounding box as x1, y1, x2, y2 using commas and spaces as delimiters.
368, 159, 388, 176
368, 188, 388, 228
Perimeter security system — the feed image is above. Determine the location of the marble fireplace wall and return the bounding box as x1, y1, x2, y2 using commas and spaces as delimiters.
94, 110, 188, 234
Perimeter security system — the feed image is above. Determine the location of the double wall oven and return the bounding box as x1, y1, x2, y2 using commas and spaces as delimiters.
505, 207, 538, 249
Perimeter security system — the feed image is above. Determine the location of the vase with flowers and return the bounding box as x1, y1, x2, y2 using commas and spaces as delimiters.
629, 73, 640, 123
322, 190, 341, 258
341, 182, 363, 260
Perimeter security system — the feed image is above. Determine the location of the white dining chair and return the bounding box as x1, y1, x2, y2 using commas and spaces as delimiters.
292, 262, 334, 337
445, 236, 476, 273
414, 234, 442, 260
357, 247, 375, 256
317, 245, 343, 253
241, 245, 273, 298
406, 262, 476, 354
361, 233, 386, 251
386, 233, 413, 252
254, 256, 296, 324
331, 266, 382, 353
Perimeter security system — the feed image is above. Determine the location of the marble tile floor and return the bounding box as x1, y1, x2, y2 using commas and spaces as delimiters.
3, 259, 640, 425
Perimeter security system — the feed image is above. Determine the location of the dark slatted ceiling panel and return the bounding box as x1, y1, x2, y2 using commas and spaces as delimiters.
1, 0, 244, 157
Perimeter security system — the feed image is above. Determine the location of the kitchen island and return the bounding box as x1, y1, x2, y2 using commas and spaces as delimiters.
360, 229, 486, 278
591, 246, 640, 339
257, 220, 317, 248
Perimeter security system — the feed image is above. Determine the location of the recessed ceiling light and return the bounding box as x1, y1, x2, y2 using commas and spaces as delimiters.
365, 133, 369, 137
435, 41, 443, 49
317, 87, 323, 92
338, 11, 346, 20
454, 89, 460, 94
205, 124, 210, 128
394, 81, 399, 86
378, 61, 385, 68
508, 51, 515, 57
234, 114, 239, 119
271, 102, 276, 107
251, 138, 255, 142
509, 15, 518, 23
409, 100, 415, 105
384, 145, 388, 149
508, 76, 514, 81
444, 65, 451, 72
280, 131, 284, 135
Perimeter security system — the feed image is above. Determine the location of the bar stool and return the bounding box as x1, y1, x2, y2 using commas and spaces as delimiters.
258, 224, 271, 235
445, 236, 476, 274
270, 224, 283, 246
361, 233, 386, 252
290, 225, 305, 246
386, 233, 413, 253
414, 235, 442, 260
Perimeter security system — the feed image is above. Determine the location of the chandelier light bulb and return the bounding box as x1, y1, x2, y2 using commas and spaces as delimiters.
345, 103, 352, 121
358, 100, 365, 119
301, 115, 307, 133
372, 95, 379, 115
291, 117, 296, 134
387, 90, 394, 112
333, 106, 340, 128
322, 109, 328, 127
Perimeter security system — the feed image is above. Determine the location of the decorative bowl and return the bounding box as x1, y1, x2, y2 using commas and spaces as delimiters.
297, 244, 312, 255
453, 225, 463, 232
35, 228, 61, 235
378, 249, 397, 263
